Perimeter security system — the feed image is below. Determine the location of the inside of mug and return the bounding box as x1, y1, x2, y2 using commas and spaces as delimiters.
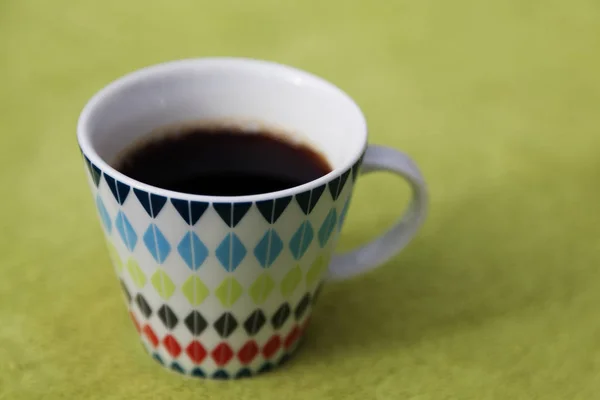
80, 59, 366, 170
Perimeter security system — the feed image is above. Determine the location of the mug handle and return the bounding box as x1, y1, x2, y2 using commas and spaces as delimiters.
327, 145, 428, 281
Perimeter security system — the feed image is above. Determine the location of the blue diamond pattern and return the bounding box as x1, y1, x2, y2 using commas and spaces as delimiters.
191, 368, 206, 378
152, 353, 164, 365
96, 195, 112, 233
171, 362, 185, 374
235, 368, 252, 379
318, 208, 338, 247
177, 232, 209, 270
212, 370, 230, 379
216, 233, 247, 272
143, 224, 171, 263
115, 211, 137, 251
254, 229, 283, 268
289, 221, 314, 260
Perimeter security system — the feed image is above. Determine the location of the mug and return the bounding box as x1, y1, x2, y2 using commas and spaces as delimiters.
77, 58, 428, 379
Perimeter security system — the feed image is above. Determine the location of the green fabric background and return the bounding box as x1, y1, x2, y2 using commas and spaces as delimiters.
2, 0, 600, 398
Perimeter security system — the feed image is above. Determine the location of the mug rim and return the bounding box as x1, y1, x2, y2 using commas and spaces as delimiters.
77, 57, 368, 202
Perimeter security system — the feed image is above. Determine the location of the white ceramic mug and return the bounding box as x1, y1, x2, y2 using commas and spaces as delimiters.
77, 58, 428, 379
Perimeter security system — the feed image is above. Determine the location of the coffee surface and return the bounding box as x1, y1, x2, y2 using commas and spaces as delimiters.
113, 123, 332, 196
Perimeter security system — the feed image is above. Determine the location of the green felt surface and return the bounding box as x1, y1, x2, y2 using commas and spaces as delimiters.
2, 0, 600, 398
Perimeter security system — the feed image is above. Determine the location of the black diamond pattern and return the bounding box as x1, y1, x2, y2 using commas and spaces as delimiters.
214, 312, 238, 338
135, 293, 152, 318
271, 303, 291, 329
184, 310, 208, 336
294, 293, 311, 320
243, 309, 266, 336
120, 280, 131, 303
158, 305, 179, 329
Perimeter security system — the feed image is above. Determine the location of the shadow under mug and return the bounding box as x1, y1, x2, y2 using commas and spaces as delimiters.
77, 58, 428, 379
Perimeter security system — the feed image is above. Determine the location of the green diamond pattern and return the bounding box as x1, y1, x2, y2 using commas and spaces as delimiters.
127, 258, 146, 288
281, 265, 302, 298
306, 255, 330, 286
249, 273, 275, 305
182, 276, 210, 305
215, 277, 243, 307
151, 269, 176, 300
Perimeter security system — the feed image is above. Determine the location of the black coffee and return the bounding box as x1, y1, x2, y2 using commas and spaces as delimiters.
113, 123, 332, 196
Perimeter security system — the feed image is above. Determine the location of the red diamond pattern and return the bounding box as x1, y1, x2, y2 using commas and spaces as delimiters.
211, 342, 234, 366
143, 325, 159, 347
163, 334, 182, 358
284, 326, 300, 350
130, 311, 140, 333
186, 341, 207, 364
237, 340, 259, 365
262, 335, 281, 359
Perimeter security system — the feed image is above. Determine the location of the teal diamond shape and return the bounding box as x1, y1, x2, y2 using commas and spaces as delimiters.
289, 221, 314, 260
253, 229, 283, 268
318, 208, 337, 248
178, 232, 209, 270
115, 211, 137, 252
215, 233, 247, 272
143, 224, 171, 263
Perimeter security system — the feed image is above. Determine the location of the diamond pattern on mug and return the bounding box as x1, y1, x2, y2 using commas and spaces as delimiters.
143, 324, 159, 347
191, 368, 206, 378
215, 277, 243, 307
211, 342, 234, 366
318, 208, 337, 248
96, 195, 112, 233
143, 224, 171, 263
104, 174, 130, 205
236, 368, 252, 379
126, 258, 146, 288
254, 229, 283, 268
186, 341, 207, 364
255, 196, 292, 224
163, 334, 182, 358
212, 370, 230, 379
213, 202, 252, 228
157, 305, 178, 330
215, 233, 247, 272
171, 199, 209, 225
115, 211, 138, 252
181, 276, 209, 306
213, 312, 238, 338
85, 158, 102, 187
237, 340, 259, 365
120, 280, 131, 303
135, 293, 152, 318
177, 232, 209, 270
289, 221, 314, 260
184, 311, 208, 336
295, 185, 326, 215
171, 362, 185, 374
262, 335, 281, 359
244, 309, 266, 336
352, 155, 364, 182
151, 269, 176, 300
294, 293, 311, 320
271, 303, 291, 329
328, 170, 350, 201
284, 326, 301, 350
249, 273, 274, 305
133, 189, 167, 218
281, 265, 302, 298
